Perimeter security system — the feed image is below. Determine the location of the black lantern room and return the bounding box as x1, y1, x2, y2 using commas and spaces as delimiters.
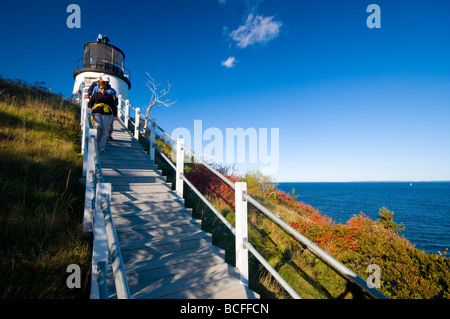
73, 35, 131, 89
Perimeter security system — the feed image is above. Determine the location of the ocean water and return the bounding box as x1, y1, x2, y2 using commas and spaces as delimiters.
277, 182, 450, 255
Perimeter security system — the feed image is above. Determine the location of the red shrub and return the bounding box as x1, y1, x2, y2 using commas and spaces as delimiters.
291, 212, 364, 254
185, 163, 241, 208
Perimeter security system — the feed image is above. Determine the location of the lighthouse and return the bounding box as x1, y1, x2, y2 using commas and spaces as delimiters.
73, 35, 131, 100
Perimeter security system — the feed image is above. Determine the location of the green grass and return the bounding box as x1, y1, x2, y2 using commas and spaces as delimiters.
0, 78, 91, 298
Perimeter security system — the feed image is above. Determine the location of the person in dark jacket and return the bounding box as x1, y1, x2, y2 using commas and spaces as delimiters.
86, 75, 117, 141
88, 81, 118, 152
86, 74, 117, 97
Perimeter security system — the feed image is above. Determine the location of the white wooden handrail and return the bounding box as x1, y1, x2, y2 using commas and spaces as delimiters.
79, 87, 130, 299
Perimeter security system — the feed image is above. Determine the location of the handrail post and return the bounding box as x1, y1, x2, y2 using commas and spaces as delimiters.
117, 95, 123, 119
79, 82, 84, 120
125, 99, 130, 129
82, 109, 92, 177
80, 82, 86, 154
80, 83, 91, 157
176, 139, 184, 198
149, 118, 156, 163
83, 129, 97, 235
83, 168, 95, 236
134, 107, 140, 139
235, 182, 249, 286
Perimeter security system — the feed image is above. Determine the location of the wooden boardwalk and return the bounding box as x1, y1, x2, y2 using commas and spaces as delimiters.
101, 120, 259, 299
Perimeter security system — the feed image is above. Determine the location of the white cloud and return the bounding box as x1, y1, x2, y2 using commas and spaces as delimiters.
221, 56, 237, 68
230, 13, 281, 48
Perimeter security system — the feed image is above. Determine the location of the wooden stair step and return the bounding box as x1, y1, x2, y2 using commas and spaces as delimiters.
111, 183, 171, 192
111, 200, 186, 214
107, 251, 229, 298
117, 221, 202, 244
120, 237, 214, 264
203, 282, 260, 299
117, 228, 211, 252
108, 246, 229, 278
111, 191, 179, 203
145, 267, 244, 299
111, 206, 192, 218
114, 217, 201, 233
130, 263, 240, 299
112, 210, 190, 227
104, 176, 167, 184
102, 168, 163, 177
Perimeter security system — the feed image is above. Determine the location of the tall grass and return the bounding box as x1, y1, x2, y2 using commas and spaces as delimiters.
0, 79, 91, 298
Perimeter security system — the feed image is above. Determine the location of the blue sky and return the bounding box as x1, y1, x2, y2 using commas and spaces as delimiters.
1, 0, 449, 182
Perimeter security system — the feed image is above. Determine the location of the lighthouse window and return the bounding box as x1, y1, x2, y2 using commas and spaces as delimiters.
83, 45, 90, 66
113, 51, 123, 68
104, 49, 113, 64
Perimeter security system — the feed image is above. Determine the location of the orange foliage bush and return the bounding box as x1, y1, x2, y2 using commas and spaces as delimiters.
291, 210, 450, 298
185, 163, 240, 208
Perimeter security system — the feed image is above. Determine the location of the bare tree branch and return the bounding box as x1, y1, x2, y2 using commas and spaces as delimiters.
144, 72, 177, 130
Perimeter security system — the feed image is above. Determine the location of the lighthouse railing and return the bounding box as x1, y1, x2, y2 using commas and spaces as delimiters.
75, 57, 131, 80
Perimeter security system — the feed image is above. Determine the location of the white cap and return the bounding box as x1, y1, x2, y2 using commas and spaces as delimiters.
101, 75, 110, 82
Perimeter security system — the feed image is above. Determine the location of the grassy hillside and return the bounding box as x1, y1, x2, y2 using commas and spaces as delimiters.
0, 78, 91, 298
154, 135, 450, 299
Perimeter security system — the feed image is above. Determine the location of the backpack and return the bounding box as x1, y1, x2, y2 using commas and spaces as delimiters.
90, 103, 112, 124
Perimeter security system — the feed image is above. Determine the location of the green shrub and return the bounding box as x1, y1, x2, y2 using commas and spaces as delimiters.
377, 206, 405, 233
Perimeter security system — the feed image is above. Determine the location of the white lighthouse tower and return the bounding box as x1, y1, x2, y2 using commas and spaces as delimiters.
73, 35, 131, 100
